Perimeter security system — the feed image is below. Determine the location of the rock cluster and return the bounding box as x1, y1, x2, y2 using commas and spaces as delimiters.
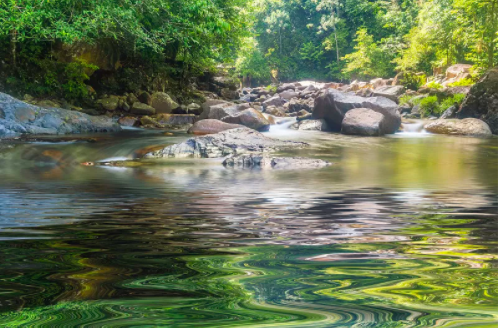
0, 92, 120, 137
143, 127, 308, 158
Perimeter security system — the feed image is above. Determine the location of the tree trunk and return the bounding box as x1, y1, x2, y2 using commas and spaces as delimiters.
10, 29, 17, 68
332, 13, 340, 65
489, 0, 497, 68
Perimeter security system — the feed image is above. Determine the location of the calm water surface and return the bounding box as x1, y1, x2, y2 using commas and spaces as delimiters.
0, 127, 497, 327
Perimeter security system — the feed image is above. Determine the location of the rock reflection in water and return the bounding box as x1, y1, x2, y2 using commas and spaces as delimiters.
0, 130, 496, 327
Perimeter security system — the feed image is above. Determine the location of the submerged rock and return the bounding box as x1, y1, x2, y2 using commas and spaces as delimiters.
0, 92, 120, 137
223, 154, 331, 170
188, 119, 243, 135
312, 89, 401, 133
341, 108, 390, 136
425, 119, 492, 137
143, 127, 307, 158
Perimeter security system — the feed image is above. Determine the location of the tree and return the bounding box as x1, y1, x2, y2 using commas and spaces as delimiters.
342, 28, 394, 79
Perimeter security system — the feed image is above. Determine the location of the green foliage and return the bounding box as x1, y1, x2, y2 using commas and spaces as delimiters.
398, 72, 427, 90
416, 93, 466, 117
419, 96, 439, 116
426, 81, 444, 90
399, 94, 417, 106
266, 84, 277, 93
342, 28, 395, 79
438, 93, 466, 113
448, 78, 474, 87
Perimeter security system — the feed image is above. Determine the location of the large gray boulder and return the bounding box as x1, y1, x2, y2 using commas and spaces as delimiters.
199, 102, 238, 120
279, 90, 299, 100
151, 92, 179, 114
456, 67, 498, 134
143, 127, 307, 158
223, 154, 330, 170
188, 119, 243, 135
341, 108, 390, 136
372, 85, 405, 103
425, 118, 492, 137
0, 92, 120, 137
312, 89, 401, 133
222, 108, 271, 132
263, 95, 286, 109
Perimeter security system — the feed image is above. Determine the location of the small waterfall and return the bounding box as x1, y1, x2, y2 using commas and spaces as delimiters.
269, 117, 297, 134
399, 120, 428, 136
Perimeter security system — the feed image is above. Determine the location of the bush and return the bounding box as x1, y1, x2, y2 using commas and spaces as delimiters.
399, 73, 426, 91
426, 81, 443, 89
437, 93, 466, 114
419, 96, 439, 116
448, 78, 474, 87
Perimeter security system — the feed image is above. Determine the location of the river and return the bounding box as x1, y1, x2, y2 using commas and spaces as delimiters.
0, 126, 496, 327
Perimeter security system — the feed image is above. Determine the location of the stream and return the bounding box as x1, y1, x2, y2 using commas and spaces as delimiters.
0, 125, 497, 327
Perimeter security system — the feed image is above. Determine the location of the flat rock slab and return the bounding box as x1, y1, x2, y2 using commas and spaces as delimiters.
0, 92, 121, 137
223, 154, 331, 170
143, 127, 308, 158
425, 118, 492, 137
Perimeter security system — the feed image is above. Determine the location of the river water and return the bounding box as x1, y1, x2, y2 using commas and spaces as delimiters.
0, 127, 497, 327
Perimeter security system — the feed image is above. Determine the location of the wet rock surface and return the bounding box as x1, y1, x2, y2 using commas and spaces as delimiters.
143, 127, 308, 158
188, 119, 243, 135
223, 154, 331, 170
341, 108, 390, 136
0, 92, 120, 137
312, 89, 401, 133
425, 118, 492, 137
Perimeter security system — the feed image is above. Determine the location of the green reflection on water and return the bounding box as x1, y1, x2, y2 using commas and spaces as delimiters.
0, 213, 496, 328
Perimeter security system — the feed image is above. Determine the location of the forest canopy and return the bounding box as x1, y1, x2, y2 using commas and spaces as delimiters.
0, 0, 496, 98
237, 0, 498, 83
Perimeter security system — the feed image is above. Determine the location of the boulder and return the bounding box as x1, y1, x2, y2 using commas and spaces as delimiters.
277, 83, 296, 93
292, 119, 329, 131
97, 96, 120, 111
186, 103, 202, 115
126, 93, 139, 106
143, 127, 307, 158
0, 92, 120, 137
155, 114, 196, 127
188, 119, 244, 135
221, 88, 239, 100
199, 100, 235, 120
118, 116, 138, 127
312, 89, 401, 133
223, 154, 330, 170
138, 92, 152, 106
265, 106, 286, 117
279, 90, 299, 100
222, 108, 271, 132
446, 64, 472, 79
131, 102, 156, 116
341, 108, 391, 136
440, 105, 457, 119
288, 98, 313, 113
151, 92, 179, 114
456, 67, 498, 134
372, 86, 405, 102
263, 95, 286, 108
425, 118, 492, 137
